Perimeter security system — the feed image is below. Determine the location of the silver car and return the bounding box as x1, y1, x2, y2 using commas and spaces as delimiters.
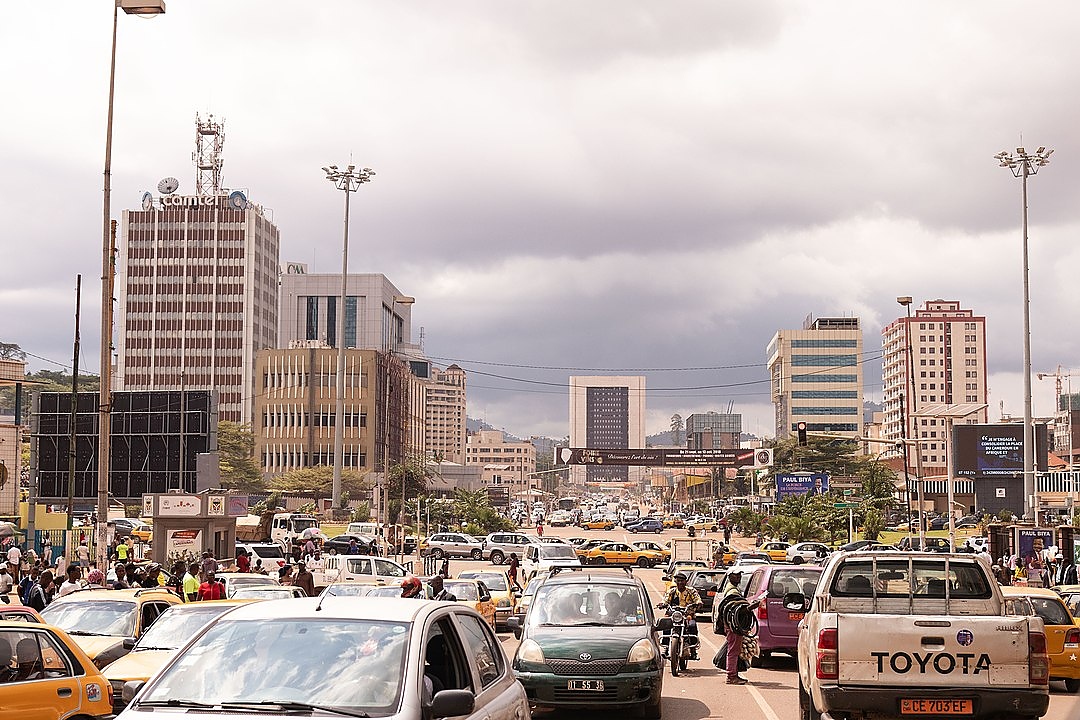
118, 597, 529, 720
421, 532, 484, 560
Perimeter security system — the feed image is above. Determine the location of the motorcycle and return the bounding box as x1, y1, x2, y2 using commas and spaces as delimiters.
657, 603, 698, 676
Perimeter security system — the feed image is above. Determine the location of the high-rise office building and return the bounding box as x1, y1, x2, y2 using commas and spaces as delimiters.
768, 316, 864, 441
426, 365, 467, 465
116, 117, 280, 423
568, 376, 646, 486
881, 299, 987, 466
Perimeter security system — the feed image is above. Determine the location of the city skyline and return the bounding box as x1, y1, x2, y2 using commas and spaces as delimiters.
3, 2, 1076, 441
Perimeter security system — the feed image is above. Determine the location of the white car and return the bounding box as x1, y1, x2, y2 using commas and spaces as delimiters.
965, 536, 989, 553
786, 542, 831, 565
521, 542, 582, 581
119, 597, 528, 720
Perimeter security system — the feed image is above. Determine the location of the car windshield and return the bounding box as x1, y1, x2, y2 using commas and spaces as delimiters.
138, 618, 410, 712
540, 545, 578, 560
291, 518, 319, 533
323, 584, 379, 597
42, 599, 137, 637
136, 606, 235, 650
460, 573, 507, 591
444, 582, 480, 600
1029, 596, 1073, 626
528, 583, 644, 627
233, 587, 300, 599
248, 546, 284, 559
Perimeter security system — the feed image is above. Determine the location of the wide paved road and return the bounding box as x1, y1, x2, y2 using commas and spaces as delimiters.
427, 523, 1080, 720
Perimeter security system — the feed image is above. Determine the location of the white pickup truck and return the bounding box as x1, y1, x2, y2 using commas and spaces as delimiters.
795, 552, 1050, 720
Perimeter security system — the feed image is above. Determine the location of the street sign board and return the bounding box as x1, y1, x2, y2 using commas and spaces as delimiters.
833, 502, 859, 509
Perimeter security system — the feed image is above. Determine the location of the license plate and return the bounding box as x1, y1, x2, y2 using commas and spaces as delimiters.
567, 680, 605, 691
901, 699, 973, 715
788, 612, 805, 621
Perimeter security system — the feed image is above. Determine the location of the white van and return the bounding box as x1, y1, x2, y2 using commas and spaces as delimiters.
314, 554, 409, 590
521, 542, 582, 582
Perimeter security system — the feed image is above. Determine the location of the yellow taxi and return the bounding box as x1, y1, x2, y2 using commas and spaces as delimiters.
632, 541, 671, 563
580, 518, 616, 531
0, 620, 114, 719
455, 570, 517, 630
1002, 586, 1080, 692
684, 516, 720, 533
40, 587, 183, 668
662, 514, 685, 529
760, 541, 791, 563
442, 579, 498, 628
580, 542, 663, 568
102, 599, 254, 714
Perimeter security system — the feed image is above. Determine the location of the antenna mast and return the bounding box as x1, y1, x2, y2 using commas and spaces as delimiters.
193, 113, 225, 196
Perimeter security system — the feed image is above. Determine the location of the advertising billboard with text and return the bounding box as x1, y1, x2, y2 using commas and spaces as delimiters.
954, 424, 1048, 478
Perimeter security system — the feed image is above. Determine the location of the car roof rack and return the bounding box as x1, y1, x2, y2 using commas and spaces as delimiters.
548, 566, 585, 577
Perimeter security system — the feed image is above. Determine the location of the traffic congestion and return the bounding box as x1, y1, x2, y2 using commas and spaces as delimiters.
2, 494, 1080, 720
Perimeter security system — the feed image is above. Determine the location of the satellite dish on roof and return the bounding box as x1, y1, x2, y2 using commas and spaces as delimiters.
157, 177, 179, 195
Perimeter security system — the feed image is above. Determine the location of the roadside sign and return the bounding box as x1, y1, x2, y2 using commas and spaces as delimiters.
833, 502, 859, 509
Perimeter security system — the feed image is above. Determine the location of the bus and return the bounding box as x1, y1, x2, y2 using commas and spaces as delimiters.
555, 497, 578, 512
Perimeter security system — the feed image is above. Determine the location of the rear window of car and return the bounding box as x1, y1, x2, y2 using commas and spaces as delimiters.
764, 568, 822, 597
1029, 596, 1073, 626
831, 560, 992, 599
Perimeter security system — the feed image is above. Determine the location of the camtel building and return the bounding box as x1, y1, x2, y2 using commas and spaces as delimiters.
881, 299, 988, 467
767, 316, 864, 441
116, 116, 279, 423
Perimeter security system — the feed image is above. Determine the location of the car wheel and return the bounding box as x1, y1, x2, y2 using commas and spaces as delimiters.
606, 524, 614, 531
470, 548, 482, 560
799, 677, 821, 720
791, 556, 804, 565
431, 548, 445, 560
593, 556, 606, 565
491, 551, 505, 565
1067, 678, 1080, 693
655, 528, 662, 534
637, 556, 650, 568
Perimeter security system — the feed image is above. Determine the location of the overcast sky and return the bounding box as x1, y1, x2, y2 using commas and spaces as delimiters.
4, 2, 1079, 441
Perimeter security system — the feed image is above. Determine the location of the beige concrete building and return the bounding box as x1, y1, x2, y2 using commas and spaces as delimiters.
254, 344, 411, 478
0, 358, 25, 516
426, 365, 467, 465
768, 317, 864, 441
465, 430, 537, 491
881, 299, 988, 467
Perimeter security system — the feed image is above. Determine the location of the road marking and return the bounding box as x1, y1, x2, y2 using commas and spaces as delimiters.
746, 683, 782, 720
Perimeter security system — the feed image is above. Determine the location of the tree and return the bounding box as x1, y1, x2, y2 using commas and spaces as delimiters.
386, 458, 432, 526
269, 465, 370, 505
670, 414, 684, 446
217, 421, 266, 492
0, 342, 25, 360
862, 508, 886, 541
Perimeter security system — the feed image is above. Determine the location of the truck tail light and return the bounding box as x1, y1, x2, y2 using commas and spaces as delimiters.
756, 601, 768, 621
1029, 631, 1049, 685
816, 628, 838, 680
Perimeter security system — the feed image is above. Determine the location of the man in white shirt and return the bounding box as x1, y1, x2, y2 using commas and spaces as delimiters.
6, 544, 21, 575
58, 565, 84, 597
0, 566, 13, 601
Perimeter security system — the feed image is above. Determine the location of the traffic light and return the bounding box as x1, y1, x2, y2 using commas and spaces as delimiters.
797, 422, 808, 446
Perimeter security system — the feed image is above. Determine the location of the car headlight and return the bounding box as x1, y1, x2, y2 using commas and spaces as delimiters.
627, 639, 657, 664
516, 639, 545, 664
497, 598, 511, 608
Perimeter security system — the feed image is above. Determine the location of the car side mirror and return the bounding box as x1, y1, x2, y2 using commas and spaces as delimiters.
703, 583, 718, 593
122, 637, 137, 650
507, 616, 522, 639
655, 617, 673, 632
431, 689, 475, 717
782, 592, 809, 612
661, 575, 670, 582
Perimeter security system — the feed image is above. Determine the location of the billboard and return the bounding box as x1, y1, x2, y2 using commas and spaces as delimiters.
558, 447, 762, 468
953, 424, 1048, 479
776, 473, 830, 499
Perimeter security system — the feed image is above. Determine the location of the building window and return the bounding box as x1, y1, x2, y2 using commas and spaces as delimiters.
326, 296, 337, 347
305, 297, 319, 341
791, 339, 858, 348
790, 354, 857, 367
344, 296, 358, 348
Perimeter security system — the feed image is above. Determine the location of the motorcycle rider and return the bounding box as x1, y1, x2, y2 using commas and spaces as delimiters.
663, 572, 701, 659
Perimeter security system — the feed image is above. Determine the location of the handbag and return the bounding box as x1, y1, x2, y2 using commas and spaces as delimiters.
713, 640, 749, 672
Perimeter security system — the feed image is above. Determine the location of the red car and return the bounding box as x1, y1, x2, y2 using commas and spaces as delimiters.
0, 604, 44, 623
741, 564, 823, 665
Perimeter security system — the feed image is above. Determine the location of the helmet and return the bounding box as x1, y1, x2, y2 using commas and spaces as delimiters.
401, 576, 422, 596
147, 563, 162, 572
674, 572, 688, 582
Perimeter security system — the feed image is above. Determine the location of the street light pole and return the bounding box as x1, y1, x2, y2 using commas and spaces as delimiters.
897, 296, 926, 546
321, 164, 375, 519
390, 295, 414, 563
995, 146, 1053, 521
98, 0, 165, 573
